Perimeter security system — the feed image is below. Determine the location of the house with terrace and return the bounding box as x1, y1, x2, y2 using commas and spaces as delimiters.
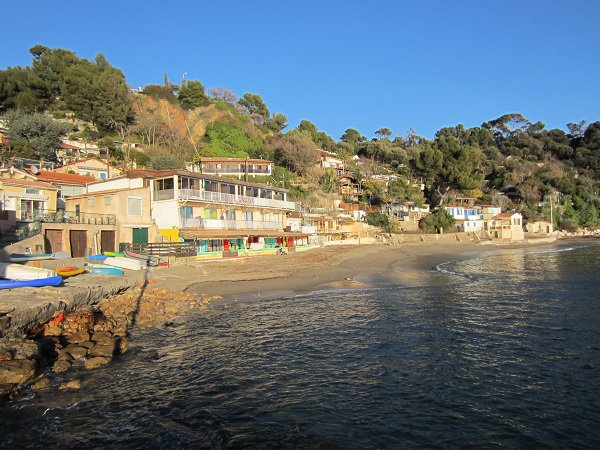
484, 212, 524, 241
444, 204, 484, 232
78, 169, 309, 259
187, 157, 272, 179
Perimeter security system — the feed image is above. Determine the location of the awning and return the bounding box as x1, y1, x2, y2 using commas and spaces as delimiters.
179, 229, 311, 240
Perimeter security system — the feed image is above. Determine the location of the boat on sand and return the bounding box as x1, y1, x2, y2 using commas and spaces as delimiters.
0, 262, 57, 280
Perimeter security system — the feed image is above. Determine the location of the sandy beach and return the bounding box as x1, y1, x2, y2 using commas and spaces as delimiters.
148, 239, 582, 304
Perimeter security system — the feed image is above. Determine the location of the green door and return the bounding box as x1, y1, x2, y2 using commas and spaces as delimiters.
132, 227, 148, 244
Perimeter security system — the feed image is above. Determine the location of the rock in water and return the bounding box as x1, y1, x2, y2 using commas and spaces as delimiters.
84, 357, 111, 370
0, 360, 37, 384
59, 379, 81, 390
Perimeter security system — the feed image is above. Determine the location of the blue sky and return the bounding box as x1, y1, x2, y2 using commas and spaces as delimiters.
1, 0, 599, 140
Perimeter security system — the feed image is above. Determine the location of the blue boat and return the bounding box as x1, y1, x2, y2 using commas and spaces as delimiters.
0, 276, 63, 290
87, 254, 108, 261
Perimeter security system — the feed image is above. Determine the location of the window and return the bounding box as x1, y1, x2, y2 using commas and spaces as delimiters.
246, 187, 259, 197
88, 197, 95, 208
178, 176, 200, 190
128, 197, 142, 216
204, 180, 218, 192
224, 210, 236, 220
244, 211, 253, 221
204, 208, 218, 220
154, 177, 174, 191
104, 196, 112, 206
180, 206, 193, 219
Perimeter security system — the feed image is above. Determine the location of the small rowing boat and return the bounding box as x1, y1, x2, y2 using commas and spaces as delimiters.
124, 249, 161, 267
0, 276, 63, 290
104, 256, 146, 271
56, 266, 86, 278
86, 264, 124, 276
0, 262, 57, 280
9, 252, 69, 262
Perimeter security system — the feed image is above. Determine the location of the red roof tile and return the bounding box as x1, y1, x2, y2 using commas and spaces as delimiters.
36, 171, 95, 185
492, 212, 519, 219
0, 177, 57, 190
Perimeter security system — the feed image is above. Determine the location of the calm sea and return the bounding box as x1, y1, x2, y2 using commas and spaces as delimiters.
1, 241, 600, 449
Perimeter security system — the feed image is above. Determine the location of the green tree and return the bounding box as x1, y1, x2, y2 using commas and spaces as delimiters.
264, 112, 288, 132
375, 127, 392, 140
387, 177, 426, 206
238, 93, 269, 125
178, 80, 210, 109
2, 111, 72, 160
341, 128, 365, 144
419, 208, 455, 233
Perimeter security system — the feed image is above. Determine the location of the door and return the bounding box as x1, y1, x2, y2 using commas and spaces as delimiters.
132, 227, 148, 244
100, 230, 116, 253
70, 230, 87, 257
45, 229, 63, 253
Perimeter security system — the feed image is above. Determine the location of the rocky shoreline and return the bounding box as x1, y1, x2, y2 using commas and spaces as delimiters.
0, 282, 221, 399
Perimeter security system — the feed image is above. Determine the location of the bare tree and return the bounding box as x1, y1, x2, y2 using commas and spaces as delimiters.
208, 87, 238, 104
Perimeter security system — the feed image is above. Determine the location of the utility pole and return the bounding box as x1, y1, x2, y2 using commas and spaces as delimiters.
106, 146, 110, 179
550, 191, 554, 233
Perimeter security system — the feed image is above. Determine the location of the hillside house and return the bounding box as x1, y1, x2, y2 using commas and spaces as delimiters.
187, 157, 272, 179
55, 157, 123, 180
444, 205, 484, 232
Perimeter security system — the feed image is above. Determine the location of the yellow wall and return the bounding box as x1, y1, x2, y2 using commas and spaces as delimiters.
65, 187, 159, 245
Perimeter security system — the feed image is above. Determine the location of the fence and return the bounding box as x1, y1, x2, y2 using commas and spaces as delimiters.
126, 241, 197, 257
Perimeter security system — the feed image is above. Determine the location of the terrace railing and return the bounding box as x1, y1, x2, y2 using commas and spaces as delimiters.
180, 217, 282, 230
178, 189, 295, 210
18, 209, 116, 225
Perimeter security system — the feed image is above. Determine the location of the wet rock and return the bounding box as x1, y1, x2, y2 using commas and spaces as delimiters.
59, 379, 81, 390
91, 331, 114, 344
31, 378, 50, 391
0, 359, 37, 384
89, 342, 116, 358
117, 337, 129, 354
84, 356, 111, 370
65, 345, 88, 360
52, 360, 72, 374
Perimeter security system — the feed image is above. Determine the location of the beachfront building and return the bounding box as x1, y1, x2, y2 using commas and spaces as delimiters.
484, 212, 525, 241
444, 205, 484, 232
186, 157, 272, 179
55, 157, 123, 180
80, 169, 309, 258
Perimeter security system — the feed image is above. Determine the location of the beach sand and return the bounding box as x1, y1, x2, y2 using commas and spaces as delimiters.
148, 239, 579, 304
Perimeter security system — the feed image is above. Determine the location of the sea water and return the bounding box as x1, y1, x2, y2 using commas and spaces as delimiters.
1, 242, 600, 448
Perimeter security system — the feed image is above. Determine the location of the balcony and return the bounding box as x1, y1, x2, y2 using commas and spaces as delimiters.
180, 217, 283, 230
19, 209, 116, 225
178, 189, 295, 211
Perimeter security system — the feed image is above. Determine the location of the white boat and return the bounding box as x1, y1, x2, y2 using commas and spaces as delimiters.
0, 262, 57, 280
9, 252, 69, 262
104, 256, 146, 271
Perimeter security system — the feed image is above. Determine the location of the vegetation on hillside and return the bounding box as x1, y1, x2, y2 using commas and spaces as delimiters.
1, 45, 599, 230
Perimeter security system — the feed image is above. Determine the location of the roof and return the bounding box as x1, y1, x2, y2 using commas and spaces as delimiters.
59, 157, 121, 169
120, 169, 288, 193
491, 212, 520, 219
199, 157, 270, 164
60, 142, 81, 150
64, 187, 145, 199
36, 171, 96, 185
179, 229, 309, 239
0, 177, 58, 190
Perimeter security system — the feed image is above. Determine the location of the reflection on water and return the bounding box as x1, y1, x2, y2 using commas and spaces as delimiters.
1, 243, 600, 448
